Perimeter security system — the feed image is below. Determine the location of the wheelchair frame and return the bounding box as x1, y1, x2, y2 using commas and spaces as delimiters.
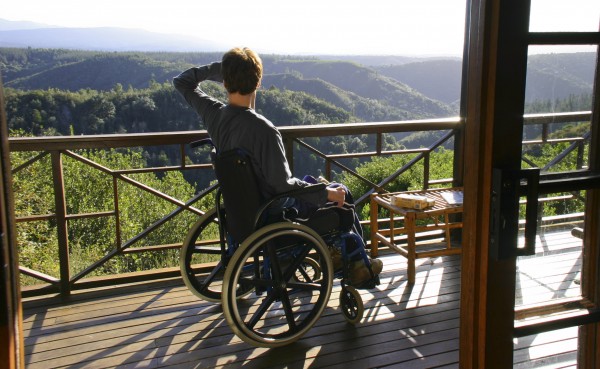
180, 140, 378, 347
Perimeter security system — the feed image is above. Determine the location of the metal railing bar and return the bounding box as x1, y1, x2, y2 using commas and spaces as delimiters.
66, 211, 115, 220
19, 266, 59, 284
113, 176, 121, 251
11, 151, 49, 174
180, 143, 186, 169
51, 151, 70, 295
294, 138, 382, 191
62, 149, 116, 175
276, 118, 462, 138
114, 163, 213, 175
356, 130, 456, 204
523, 137, 587, 145
327, 148, 430, 160
70, 247, 120, 284
429, 178, 454, 185
16, 214, 55, 222
121, 243, 182, 253
116, 174, 203, 216
542, 132, 592, 172
9, 131, 211, 151
116, 186, 214, 251
69, 182, 215, 284
7, 113, 589, 152
522, 111, 591, 125
522, 156, 539, 168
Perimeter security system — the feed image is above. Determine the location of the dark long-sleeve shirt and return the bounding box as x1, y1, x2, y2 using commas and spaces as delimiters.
173, 62, 327, 206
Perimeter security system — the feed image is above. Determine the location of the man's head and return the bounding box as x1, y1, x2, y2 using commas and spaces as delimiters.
221, 47, 263, 95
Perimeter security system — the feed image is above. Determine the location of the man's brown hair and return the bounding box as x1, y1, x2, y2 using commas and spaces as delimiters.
221, 47, 263, 95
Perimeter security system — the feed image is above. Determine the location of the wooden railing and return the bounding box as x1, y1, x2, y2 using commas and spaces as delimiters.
9, 112, 591, 297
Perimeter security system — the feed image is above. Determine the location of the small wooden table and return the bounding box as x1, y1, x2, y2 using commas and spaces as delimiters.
370, 187, 463, 284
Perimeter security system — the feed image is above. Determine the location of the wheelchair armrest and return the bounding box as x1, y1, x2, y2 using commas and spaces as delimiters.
255, 183, 327, 225
265, 183, 326, 207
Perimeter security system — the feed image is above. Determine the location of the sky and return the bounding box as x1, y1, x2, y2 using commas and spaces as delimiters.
2, 0, 599, 56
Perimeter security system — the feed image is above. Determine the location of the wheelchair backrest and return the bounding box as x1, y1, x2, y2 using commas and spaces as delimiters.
212, 148, 264, 243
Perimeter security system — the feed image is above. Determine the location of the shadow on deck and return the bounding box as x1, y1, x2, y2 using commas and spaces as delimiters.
22, 229, 581, 368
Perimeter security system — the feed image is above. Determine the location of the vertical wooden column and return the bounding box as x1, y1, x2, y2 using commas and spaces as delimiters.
405, 212, 417, 285
0, 76, 24, 368
283, 137, 294, 173
51, 151, 70, 296
369, 193, 379, 257
460, 0, 531, 367
579, 41, 600, 369
460, 0, 498, 366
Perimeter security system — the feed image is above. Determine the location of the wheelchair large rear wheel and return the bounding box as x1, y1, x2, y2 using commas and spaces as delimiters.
180, 207, 244, 302
222, 222, 333, 347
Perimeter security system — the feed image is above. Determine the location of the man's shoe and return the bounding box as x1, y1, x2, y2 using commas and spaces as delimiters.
370, 258, 383, 275
349, 258, 383, 287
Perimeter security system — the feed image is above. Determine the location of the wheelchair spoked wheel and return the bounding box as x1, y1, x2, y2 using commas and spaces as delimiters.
222, 222, 333, 347
180, 207, 253, 302
339, 285, 364, 324
293, 257, 322, 282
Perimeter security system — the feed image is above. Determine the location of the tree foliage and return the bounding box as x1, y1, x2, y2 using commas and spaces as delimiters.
11, 143, 200, 285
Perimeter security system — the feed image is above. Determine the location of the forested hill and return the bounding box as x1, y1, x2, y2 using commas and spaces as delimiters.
0, 48, 595, 138
1, 48, 452, 122
373, 52, 596, 105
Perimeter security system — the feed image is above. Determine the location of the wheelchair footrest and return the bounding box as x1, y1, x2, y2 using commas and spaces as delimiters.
351, 276, 380, 290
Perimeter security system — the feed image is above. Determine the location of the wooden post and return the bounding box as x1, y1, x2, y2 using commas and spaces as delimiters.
406, 212, 417, 285
369, 193, 379, 257
0, 75, 25, 368
51, 151, 70, 296
283, 137, 294, 173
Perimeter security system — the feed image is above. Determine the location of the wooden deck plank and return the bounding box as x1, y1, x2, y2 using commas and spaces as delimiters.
24, 255, 461, 368
25, 266, 461, 365
21, 230, 583, 368
23, 258, 461, 352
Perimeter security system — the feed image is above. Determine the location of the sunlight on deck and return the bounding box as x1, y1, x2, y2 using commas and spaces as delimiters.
407, 257, 446, 309
21, 229, 581, 368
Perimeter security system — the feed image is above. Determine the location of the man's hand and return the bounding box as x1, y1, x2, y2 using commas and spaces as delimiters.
326, 186, 346, 207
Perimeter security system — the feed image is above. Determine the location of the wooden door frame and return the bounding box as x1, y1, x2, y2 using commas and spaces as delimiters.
459, 0, 525, 366
0, 78, 25, 367
579, 41, 600, 368
459, 0, 600, 367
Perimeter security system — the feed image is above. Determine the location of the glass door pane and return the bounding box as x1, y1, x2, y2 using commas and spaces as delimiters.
515, 41, 598, 366
518, 44, 596, 310
530, 0, 600, 32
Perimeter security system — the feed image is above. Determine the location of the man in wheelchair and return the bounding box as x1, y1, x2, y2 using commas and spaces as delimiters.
174, 47, 382, 289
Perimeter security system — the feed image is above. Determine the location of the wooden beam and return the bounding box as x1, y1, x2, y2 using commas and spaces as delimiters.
0, 75, 24, 368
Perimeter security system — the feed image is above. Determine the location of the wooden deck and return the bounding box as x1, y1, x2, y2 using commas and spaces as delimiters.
22, 230, 581, 368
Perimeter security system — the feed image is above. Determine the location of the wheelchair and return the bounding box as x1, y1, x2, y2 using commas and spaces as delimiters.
180, 139, 380, 347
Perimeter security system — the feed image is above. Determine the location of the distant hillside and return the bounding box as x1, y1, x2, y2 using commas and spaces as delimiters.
1, 47, 594, 121
0, 19, 56, 31
375, 59, 463, 105
5, 53, 186, 91
525, 52, 595, 102
1, 48, 454, 120
0, 27, 227, 52
262, 73, 416, 121
374, 52, 595, 105
266, 60, 452, 118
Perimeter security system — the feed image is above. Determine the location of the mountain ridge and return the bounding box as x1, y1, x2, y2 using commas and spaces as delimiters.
0, 22, 228, 52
